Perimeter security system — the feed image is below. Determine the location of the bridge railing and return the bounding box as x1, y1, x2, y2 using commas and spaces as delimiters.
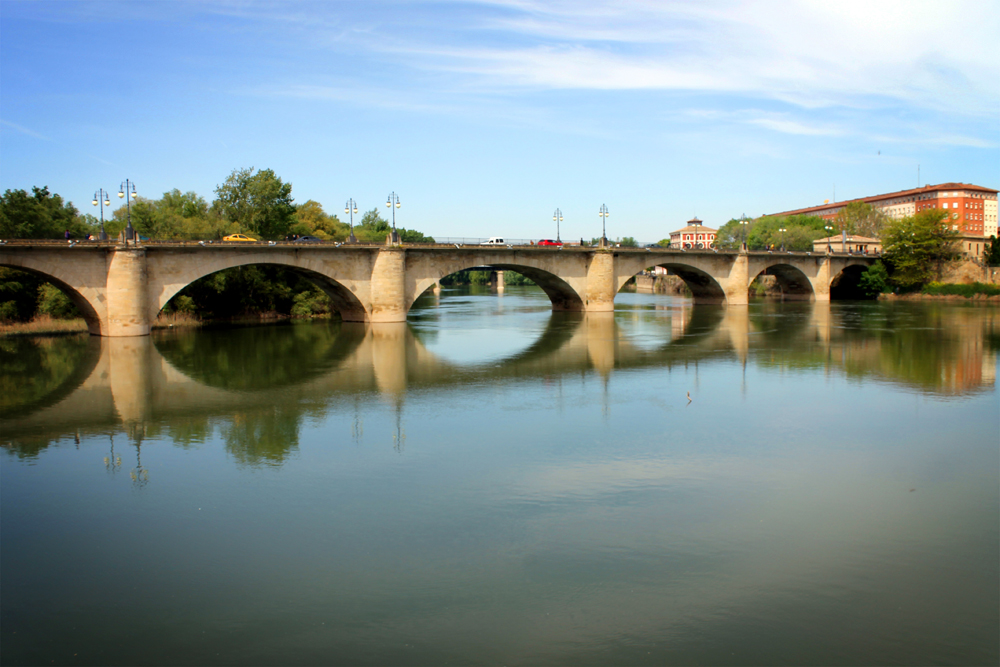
0, 238, 881, 257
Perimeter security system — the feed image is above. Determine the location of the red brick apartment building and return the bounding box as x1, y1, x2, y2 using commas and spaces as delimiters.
769, 183, 998, 239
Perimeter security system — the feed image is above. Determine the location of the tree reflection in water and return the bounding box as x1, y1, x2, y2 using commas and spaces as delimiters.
2, 301, 997, 465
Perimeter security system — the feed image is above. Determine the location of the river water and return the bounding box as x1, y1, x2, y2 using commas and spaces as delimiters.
2, 286, 998, 666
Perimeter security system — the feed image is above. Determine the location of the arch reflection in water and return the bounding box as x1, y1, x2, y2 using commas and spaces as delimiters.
1, 301, 997, 464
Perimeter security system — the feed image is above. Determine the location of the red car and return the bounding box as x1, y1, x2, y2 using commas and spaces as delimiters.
537, 239, 563, 246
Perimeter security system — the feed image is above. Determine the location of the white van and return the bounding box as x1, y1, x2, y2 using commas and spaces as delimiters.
480, 237, 505, 245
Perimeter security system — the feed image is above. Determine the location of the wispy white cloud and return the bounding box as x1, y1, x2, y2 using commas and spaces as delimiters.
0, 119, 52, 141
342, 0, 1000, 119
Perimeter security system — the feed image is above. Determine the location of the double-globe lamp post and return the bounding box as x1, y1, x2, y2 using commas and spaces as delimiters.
553, 208, 563, 242
599, 204, 609, 247
92, 189, 111, 240
345, 199, 358, 243
386, 192, 400, 244
119, 180, 137, 244
740, 214, 750, 251
778, 226, 787, 252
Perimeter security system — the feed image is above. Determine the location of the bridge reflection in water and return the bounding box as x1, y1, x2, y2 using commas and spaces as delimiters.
2, 301, 996, 461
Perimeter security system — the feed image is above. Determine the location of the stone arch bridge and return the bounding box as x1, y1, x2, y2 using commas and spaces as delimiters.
0, 241, 876, 336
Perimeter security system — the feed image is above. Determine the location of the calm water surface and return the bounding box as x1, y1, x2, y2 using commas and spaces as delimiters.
2, 287, 998, 666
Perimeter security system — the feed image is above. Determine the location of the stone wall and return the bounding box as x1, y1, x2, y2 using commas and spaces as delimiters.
941, 259, 992, 284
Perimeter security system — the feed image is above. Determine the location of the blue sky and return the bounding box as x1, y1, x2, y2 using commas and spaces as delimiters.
2, 0, 997, 242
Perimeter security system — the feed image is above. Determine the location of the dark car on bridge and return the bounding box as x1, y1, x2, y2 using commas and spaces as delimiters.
537, 239, 563, 246
293, 235, 323, 243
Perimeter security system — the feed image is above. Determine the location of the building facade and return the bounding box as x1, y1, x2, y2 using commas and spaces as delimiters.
812, 235, 882, 254
769, 183, 998, 239
669, 218, 717, 249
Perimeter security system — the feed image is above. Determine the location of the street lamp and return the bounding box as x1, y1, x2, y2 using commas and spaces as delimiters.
824, 224, 834, 253
553, 208, 563, 242
778, 226, 787, 252
386, 192, 400, 244
92, 188, 111, 240
118, 180, 137, 244
345, 198, 358, 244
599, 204, 609, 247
740, 214, 750, 252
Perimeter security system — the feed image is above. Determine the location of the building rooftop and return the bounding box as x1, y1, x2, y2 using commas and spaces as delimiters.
771, 182, 999, 218
671, 218, 717, 234
814, 235, 881, 243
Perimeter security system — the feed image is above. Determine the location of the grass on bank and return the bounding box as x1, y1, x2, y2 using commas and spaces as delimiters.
0, 315, 89, 336
922, 282, 1000, 297
0, 311, 204, 336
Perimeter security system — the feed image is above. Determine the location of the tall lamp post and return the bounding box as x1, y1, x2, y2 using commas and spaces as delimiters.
386, 192, 400, 244
92, 189, 111, 240
824, 224, 834, 253
739, 214, 749, 252
118, 180, 137, 244
599, 204, 609, 247
553, 208, 563, 242
345, 198, 358, 244
778, 226, 787, 252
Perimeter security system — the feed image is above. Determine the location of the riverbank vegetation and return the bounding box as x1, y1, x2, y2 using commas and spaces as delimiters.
921, 282, 1000, 297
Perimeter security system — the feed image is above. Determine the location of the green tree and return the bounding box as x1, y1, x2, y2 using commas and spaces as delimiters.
713, 218, 745, 250
354, 208, 391, 242
0, 268, 45, 321
160, 189, 209, 219
214, 167, 296, 239
834, 201, 888, 238
290, 200, 348, 240
985, 235, 1000, 265
715, 214, 826, 251
0, 187, 92, 239
37, 283, 79, 319
882, 209, 957, 288
858, 260, 889, 298
618, 236, 638, 248
399, 228, 434, 243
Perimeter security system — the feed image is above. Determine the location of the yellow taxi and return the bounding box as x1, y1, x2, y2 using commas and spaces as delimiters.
222, 233, 258, 242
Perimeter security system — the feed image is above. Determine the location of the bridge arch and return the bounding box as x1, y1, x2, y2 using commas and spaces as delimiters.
150, 255, 369, 322
751, 263, 815, 300
616, 259, 727, 304
0, 259, 105, 335
407, 253, 587, 313
830, 263, 870, 299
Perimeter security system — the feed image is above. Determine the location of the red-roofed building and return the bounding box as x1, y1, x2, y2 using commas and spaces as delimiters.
768, 183, 998, 238
670, 218, 716, 249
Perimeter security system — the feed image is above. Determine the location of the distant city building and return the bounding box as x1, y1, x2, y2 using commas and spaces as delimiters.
812, 234, 882, 254
670, 218, 716, 249
769, 182, 998, 239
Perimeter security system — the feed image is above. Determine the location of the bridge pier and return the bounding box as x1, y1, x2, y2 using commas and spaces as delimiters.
585, 252, 616, 312
813, 258, 832, 302
370, 248, 408, 323
725, 253, 750, 306
107, 248, 152, 336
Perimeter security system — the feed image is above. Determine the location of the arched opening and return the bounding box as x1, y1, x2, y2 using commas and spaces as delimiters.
157, 262, 368, 324
411, 263, 584, 313
750, 264, 815, 301
830, 265, 868, 300
641, 263, 726, 304
492, 264, 584, 311
0, 264, 103, 335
